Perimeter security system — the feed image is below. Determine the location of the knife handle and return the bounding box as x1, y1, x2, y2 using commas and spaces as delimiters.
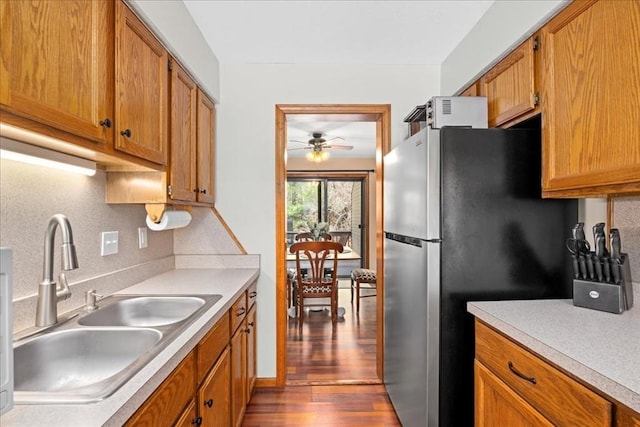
585, 254, 595, 280
571, 254, 580, 279
602, 257, 611, 282
578, 255, 588, 280
593, 254, 603, 282
611, 258, 621, 285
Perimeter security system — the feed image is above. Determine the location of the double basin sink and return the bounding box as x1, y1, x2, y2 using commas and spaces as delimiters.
13, 294, 222, 404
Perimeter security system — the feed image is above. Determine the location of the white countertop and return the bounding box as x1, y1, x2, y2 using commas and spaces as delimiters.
2, 268, 260, 427
468, 284, 640, 413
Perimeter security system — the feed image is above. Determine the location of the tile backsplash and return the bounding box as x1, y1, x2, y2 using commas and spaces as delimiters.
613, 196, 640, 285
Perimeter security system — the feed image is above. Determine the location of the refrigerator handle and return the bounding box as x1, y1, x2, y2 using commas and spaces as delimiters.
385, 232, 438, 246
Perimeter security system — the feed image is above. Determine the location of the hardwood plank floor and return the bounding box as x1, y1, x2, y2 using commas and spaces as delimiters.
286, 287, 378, 383
243, 384, 401, 426
242, 286, 400, 426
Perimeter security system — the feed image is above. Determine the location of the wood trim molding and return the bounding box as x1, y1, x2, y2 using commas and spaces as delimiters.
275, 104, 391, 387
211, 206, 247, 255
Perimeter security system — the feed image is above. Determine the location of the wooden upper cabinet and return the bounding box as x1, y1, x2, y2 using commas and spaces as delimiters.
540, 0, 640, 197
169, 59, 198, 202
481, 36, 538, 128
196, 90, 216, 204
115, 0, 168, 165
460, 81, 479, 97
0, 0, 114, 146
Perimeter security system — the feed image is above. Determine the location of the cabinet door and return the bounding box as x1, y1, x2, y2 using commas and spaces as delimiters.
126, 351, 196, 426
175, 400, 199, 427
199, 347, 231, 427
475, 361, 554, 427
169, 60, 197, 202
0, 0, 114, 145
115, 0, 168, 165
230, 324, 247, 427
196, 90, 215, 204
246, 305, 257, 402
616, 405, 640, 427
481, 36, 538, 127
541, 0, 640, 196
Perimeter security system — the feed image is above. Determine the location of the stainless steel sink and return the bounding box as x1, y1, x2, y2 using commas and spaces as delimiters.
14, 328, 161, 402
13, 294, 222, 404
78, 296, 206, 327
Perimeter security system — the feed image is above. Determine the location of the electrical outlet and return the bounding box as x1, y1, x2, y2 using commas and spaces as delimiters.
101, 231, 119, 256
138, 227, 148, 249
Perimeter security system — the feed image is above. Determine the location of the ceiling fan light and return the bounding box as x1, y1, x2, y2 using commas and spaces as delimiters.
321, 150, 330, 161
305, 151, 315, 161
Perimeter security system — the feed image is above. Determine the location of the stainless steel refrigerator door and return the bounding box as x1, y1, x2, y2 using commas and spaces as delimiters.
384, 236, 440, 427
383, 128, 441, 241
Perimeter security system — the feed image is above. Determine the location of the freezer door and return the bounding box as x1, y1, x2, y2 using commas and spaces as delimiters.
384, 236, 440, 426
383, 128, 441, 240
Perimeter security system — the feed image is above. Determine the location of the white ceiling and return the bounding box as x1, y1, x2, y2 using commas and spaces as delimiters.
183, 0, 495, 159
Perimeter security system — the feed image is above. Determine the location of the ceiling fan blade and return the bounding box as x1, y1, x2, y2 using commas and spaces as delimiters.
324, 136, 345, 144
288, 140, 310, 144
287, 147, 311, 151
325, 145, 353, 150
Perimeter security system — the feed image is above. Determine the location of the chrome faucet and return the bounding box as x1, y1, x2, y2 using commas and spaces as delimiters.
35, 214, 78, 327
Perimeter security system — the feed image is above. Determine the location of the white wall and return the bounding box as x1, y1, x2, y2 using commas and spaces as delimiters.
216, 63, 439, 377
441, 0, 568, 95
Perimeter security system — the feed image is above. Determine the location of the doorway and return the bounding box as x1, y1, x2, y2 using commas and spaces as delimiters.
275, 104, 391, 387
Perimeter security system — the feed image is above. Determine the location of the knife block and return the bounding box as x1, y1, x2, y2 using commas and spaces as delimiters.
572, 254, 633, 314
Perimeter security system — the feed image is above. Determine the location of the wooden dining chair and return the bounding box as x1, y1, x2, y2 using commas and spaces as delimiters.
294, 232, 332, 242
289, 240, 344, 329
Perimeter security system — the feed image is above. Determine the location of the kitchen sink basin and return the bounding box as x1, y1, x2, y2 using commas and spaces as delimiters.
78, 296, 207, 327
13, 293, 222, 404
14, 328, 161, 403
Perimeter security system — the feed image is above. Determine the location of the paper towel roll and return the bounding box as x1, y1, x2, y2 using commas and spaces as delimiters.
146, 210, 192, 231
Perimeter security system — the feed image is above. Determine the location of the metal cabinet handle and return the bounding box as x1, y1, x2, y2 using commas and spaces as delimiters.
236, 307, 246, 317
249, 291, 257, 298
248, 322, 255, 327
508, 361, 537, 384
204, 398, 213, 408
193, 188, 200, 193
99, 118, 112, 128
201, 188, 207, 194
120, 129, 131, 137
191, 416, 202, 425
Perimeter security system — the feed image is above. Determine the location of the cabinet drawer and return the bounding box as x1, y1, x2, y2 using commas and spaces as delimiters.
247, 281, 257, 310
475, 321, 611, 427
197, 314, 230, 385
230, 293, 247, 334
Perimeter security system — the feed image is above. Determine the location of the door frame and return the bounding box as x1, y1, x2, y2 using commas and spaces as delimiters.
275, 104, 391, 386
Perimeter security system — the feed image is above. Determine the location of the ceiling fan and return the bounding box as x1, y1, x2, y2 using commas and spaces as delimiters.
288, 132, 353, 162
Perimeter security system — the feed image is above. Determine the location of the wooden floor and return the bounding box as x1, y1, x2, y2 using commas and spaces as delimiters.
242, 286, 401, 426
286, 287, 378, 383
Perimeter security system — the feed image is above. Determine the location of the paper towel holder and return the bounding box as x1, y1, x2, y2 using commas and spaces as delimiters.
145, 203, 191, 224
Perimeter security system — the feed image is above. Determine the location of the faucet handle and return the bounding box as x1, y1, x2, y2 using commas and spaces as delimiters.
57, 272, 72, 301
85, 289, 103, 312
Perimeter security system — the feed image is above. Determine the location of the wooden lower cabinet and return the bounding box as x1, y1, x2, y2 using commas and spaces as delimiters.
475, 320, 639, 427
475, 360, 553, 427
125, 352, 196, 426
246, 305, 257, 401
230, 316, 247, 427
128, 285, 258, 427
198, 347, 231, 427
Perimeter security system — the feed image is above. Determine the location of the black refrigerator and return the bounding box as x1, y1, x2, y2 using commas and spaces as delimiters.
383, 123, 577, 426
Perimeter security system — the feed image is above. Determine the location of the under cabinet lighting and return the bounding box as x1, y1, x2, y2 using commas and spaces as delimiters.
0, 137, 96, 176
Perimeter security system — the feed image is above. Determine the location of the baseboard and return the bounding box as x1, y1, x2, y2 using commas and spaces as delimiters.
255, 377, 277, 388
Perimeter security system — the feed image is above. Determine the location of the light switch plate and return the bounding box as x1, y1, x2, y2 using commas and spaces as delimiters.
138, 227, 148, 249
101, 231, 119, 256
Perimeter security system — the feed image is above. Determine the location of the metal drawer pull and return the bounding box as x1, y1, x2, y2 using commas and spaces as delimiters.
191, 416, 202, 425
508, 361, 537, 384
249, 291, 257, 298
204, 398, 213, 408
236, 307, 246, 317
